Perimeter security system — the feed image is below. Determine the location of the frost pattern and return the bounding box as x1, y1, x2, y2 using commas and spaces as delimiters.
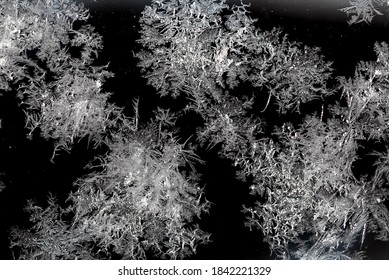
340, 0, 386, 24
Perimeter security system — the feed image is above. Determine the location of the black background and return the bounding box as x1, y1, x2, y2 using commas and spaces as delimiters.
1, 0, 389, 259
